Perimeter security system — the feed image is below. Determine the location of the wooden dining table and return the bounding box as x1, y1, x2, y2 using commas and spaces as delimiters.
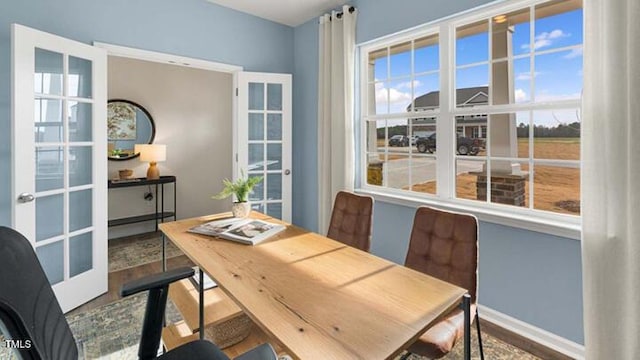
159, 212, 471, 360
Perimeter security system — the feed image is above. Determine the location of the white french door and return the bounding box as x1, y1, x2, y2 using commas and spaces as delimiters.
236, 72, 292, 222
11, 24, 107, 312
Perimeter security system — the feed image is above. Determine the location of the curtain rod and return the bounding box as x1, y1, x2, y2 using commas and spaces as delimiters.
331, 6, 355, 21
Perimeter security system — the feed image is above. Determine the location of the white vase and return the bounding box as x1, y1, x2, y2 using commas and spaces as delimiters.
231, 202, 251, 218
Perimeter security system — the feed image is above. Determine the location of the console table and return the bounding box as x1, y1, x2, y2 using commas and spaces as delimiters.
107, 176, 177, 232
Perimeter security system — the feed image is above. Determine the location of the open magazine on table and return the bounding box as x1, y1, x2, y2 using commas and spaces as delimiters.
188, 217, 286, 245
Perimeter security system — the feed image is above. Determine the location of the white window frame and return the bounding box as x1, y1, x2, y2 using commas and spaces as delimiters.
357, 0, 582, 240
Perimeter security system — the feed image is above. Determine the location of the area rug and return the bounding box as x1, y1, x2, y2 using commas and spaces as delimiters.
109, 232, 183, 273
62, 293, 538, 360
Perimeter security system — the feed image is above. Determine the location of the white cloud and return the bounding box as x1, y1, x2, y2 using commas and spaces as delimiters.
515, 88, 528, 102
521, 29, 570, 50
395, 80, 422, 90
375, 82, 412, 104
535, 91, 582, 102
516, 72, 541, 81
563, 48, 583, 59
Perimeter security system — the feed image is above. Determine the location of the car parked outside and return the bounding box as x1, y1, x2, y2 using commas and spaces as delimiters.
415, 132, 480, 155
388, 135, 409, 147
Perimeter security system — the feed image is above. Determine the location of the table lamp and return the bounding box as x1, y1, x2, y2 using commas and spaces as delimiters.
134, 144, 166, 180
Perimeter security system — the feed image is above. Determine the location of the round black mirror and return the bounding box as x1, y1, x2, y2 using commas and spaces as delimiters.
107, 99, 155, 161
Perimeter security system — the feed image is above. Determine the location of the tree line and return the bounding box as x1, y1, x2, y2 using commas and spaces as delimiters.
517, 122, 580, 138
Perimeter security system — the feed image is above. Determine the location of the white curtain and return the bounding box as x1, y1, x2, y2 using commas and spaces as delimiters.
317, 5, 357, 233
581, 0, 640, 358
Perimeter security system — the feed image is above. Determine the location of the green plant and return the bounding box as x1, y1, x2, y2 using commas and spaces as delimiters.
212, 172, 263, 203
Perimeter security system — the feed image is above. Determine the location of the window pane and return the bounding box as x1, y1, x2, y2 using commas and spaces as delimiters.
373, 81, 390, 114
36, 241, 64, 285
513, 58, 532, 103
414, 34, 439, 73
456, 65, 489, 106
68, 101, 92, 142
369, 47, 388, 81
249, 113, 264, 141
35, 48, 63, 96
533, 163, 580, 215
248, 83, 264, 110
456, 159, 486, 201
266, 203, 282, 220
366, 154, 385, 187
534, 0, 583, 53
534, 50, 582, 102
68, 56, 92, 98
69, 146, 92, 187
266, 143, 282, 170
411, 74, 439, 112
388, 78, 413, 114
365, 121, 385, 154
390, 41, 411, 78
386, 154, 409, 190
36, 146, 64, 192
34, 98, 63, 143
455, 116, 484, 156
70, 232, 93, 277
248, 173, 264, 201
485, 113, 525, 159
533, 109, 581, 160
267, 114, 282, 140
410, 155, 437, 195
36, 194, 64, 242
69, 189, 92, 232
248, 144, 264, 171
266, 174, 282, 200
456, 21, 489, 66
267, 83, 282, 111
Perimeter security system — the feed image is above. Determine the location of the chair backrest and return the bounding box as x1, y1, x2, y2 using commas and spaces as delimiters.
404, 207, 479, 302
0, 226, 78, 360
326, 191, 374, 252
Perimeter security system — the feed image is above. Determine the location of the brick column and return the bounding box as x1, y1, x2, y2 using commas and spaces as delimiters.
471, 172, 527, 206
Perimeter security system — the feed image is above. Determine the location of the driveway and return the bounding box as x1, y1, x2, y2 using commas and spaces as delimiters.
383, 153, 484, 189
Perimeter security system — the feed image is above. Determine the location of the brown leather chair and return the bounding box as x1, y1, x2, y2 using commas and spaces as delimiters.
402, 206, 484, 360
326, 191, 374, 252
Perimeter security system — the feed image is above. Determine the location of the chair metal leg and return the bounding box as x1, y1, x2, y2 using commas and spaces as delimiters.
475, 312, 485, 360
398, 351, 411, 360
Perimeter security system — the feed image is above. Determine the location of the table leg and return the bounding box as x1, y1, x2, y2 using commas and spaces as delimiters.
463, 294, 471, 360
199, 268, 204, 340
162, 234, 167, 272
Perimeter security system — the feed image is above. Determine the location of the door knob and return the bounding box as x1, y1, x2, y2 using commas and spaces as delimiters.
18, 193, 35, 203
284, 169, 291, 175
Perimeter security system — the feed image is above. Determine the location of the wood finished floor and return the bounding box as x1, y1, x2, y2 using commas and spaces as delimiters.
71, 238, 573, 360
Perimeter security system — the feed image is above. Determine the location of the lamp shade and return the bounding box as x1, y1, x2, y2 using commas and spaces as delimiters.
135, 144, 166, 162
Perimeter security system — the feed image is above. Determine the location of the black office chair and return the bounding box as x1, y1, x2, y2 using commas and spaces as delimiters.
0, 226, 276, 360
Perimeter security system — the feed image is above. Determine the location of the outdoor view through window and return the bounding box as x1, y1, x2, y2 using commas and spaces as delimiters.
363, 0, 582, 216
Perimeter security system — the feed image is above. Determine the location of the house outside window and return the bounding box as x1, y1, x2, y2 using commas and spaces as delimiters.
359, 0, 583, 231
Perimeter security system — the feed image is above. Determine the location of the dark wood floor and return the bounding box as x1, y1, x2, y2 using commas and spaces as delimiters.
70, 252, 572, 360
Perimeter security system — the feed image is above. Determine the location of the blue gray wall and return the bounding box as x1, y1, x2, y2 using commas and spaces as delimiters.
292, 0, 584, 344
0, 0, 293, 226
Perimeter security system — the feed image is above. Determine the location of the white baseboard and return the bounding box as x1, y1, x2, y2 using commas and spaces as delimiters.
478, 305, 585, 359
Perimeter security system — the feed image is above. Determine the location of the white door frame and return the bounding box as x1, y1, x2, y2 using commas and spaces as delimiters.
92, 42, 246, 193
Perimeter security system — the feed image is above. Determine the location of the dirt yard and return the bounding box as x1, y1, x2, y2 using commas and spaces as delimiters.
383, 138, 581, 215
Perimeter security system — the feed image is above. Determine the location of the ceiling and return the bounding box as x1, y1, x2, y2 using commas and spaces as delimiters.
206, 0, 345, 27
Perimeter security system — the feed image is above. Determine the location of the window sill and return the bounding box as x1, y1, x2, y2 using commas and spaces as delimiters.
355, 188, 581, 240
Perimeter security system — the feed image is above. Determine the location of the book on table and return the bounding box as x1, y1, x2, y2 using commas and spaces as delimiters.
188, 217, 286, 245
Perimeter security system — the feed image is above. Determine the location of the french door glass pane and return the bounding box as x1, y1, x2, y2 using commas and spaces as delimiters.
266, 174, 282, 200
266, 144, 282, 170
68, 101, 93, 142
266, 203, 282, 220
249, 83, 264, 110
70, 232, 93, 277
34, 48, 63, 95
36, 241, 64, 285
249, 174, 264, 201
34, 98, 63, 143
251, 203, 265, 213
36, 193, 64, 242
249, 113, 264, 141
267, 83, 282, 110
36, 146, 64, 192
69, 146, 92, 187
267, 114, 282, 140
68, 56, 92, 98
69, 189, 92, 232
248, 144, 264, 171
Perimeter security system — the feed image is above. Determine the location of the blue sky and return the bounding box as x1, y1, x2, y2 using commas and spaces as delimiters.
371, 8, 583, 126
